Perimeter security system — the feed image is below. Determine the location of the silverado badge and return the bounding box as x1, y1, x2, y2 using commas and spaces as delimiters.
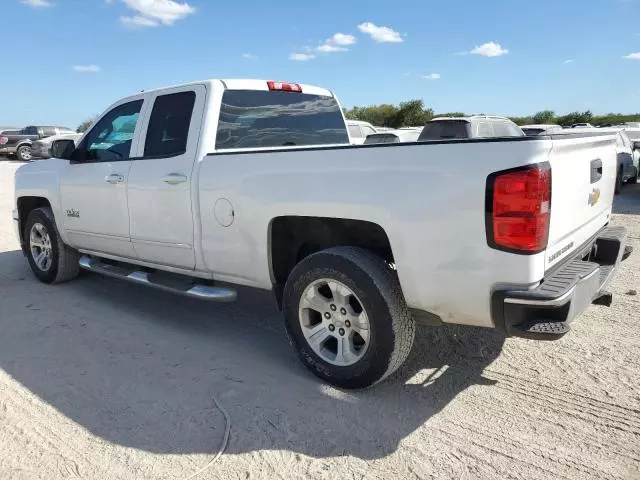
65, 208, 80, 218
588, 188, 600, 207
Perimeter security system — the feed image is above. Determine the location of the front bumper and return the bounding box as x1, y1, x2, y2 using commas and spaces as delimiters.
12, 209, 20, 244
493, 225, 630, 340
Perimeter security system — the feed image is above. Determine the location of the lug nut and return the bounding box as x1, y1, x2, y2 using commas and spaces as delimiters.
345, 320, 351, 328
330, 304, 337, 311
339, 328, 345, 336
328, 324, 335, 332
324, 312, 331, 319
340, 308, 347, 315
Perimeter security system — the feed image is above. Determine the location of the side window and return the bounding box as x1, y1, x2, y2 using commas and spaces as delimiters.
348, 125, 363, 138
23, 126, 37, 135
74, 100, 143, 162
144, 91, 196, 157
476, 121, 494, 138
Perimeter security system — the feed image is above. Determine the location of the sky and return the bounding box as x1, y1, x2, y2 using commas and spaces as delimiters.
2, 0, 640, 129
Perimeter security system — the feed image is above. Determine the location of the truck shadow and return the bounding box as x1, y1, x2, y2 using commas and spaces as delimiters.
613, 184, 640, 215
0, 248, 504, 460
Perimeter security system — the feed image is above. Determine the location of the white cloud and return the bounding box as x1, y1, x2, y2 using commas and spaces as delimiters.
423, 73, 440, 80
470, 41, 508, 57
72, 65, 101, 73
564, 59, 574, 64
317, 33, 356, 53
242, 53, 257, 60
357, 22, 403, 43
289, 53, 315, 61
120, 15, 159, 27
20, 0, 52, 7
624, 52, 640, 59
117, 0, 195, 27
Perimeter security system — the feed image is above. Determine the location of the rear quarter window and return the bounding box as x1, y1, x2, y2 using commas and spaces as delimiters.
215, 90, 349, 150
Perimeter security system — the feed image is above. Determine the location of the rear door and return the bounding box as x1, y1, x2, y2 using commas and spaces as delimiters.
545, 134, 617, 270
126, 85, 205, 269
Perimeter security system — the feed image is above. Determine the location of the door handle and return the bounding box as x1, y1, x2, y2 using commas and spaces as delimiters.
105, 174, 124, 184
590, 159, 602, 184
162, 173, 188, 185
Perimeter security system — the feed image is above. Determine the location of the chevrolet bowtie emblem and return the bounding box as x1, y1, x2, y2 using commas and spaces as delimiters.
588, 188, 601, 207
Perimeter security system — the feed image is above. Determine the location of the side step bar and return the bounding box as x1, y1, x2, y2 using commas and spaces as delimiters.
79, 256, 237, 302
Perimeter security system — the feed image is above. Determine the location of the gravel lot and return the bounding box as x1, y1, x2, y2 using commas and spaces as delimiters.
0, 159, 639, 480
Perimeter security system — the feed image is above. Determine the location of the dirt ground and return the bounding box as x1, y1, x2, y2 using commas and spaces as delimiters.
0, 160, 639, 480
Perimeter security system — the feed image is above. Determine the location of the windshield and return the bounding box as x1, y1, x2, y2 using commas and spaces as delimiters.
215, 90, 349, 149
418, 121, 470, 141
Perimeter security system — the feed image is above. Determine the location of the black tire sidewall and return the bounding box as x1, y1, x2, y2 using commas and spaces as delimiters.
283, 252, 397, 389
615, 168, 622, 194
24, 209, 60, 283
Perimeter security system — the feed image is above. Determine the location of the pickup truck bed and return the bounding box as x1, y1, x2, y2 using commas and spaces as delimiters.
12, 79, 630, 389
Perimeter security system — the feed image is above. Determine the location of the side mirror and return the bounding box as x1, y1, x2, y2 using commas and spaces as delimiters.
51, 139, 76, 159
633, 141, 640, 151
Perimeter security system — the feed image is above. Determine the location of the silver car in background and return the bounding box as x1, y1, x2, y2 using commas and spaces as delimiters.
31, 132, 82, 159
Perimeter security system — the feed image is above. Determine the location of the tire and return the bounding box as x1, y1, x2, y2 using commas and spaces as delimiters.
16, 144, 32, 162
615, 166, 623, 195
282, 246, 415, 389
24, 207, 80, 284
627, 168, 639, 184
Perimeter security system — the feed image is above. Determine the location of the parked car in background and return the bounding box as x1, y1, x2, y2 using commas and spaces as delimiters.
521, 124, 564, 136
418, 116, 524, 141
31, 132, 83, 159
571, 123, 594, 128
346, 120, 378, 144
609, 129, 638, 192
363, 132, 400, 144
0, 126, 76, 161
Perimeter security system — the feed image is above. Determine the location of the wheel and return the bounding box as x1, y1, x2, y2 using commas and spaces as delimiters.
24, 207, 80, 284
282, 246, 415, 389
627, 168, 639, 184
615, 166, 623, 194
16, 144, 32, 162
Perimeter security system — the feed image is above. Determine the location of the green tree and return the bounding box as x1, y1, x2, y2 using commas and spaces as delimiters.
532, 110, 555, 124
77, 115, 98, 133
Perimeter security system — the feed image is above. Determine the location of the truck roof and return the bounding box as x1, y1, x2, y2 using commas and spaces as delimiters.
431, 115, 513, 122
137, 79, 334, 98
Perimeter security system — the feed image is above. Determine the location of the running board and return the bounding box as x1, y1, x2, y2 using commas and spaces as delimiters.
79, 256, 237, 302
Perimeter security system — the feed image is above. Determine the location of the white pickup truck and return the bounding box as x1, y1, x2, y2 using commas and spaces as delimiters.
13, 79, 631, 389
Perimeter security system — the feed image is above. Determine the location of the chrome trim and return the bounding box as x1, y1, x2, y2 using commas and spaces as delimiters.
504, 268, 599, 307
78, 255, 237, 302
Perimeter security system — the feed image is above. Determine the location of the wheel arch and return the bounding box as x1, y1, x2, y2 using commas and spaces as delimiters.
268, 215, 395, 310
16, 196, 53, 253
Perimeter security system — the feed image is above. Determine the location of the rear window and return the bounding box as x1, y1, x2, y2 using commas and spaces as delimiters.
215, 90, 349, 150
363, 133, 400, 144
418, 121, 469, 141
522, 128, 545, 136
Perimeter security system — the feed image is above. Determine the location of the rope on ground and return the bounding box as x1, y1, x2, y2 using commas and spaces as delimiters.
183, 392, 231, 480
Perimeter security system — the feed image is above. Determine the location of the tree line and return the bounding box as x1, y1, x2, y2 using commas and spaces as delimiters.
343, 100, 640, 128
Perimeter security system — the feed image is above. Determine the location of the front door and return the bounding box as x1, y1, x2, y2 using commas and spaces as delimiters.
127, 85, 205, 269
59, 99, 145, 258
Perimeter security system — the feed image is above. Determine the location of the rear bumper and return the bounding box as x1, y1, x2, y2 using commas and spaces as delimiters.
0, 146, 17, 154
492, 225, 630, 340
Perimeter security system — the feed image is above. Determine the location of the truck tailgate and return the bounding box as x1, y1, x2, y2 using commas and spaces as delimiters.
545, 133, 617, 270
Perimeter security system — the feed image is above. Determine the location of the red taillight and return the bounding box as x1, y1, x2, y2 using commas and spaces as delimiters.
267, 81, 302, 92
0, 137, 7, 145
486, 163, 551, 254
